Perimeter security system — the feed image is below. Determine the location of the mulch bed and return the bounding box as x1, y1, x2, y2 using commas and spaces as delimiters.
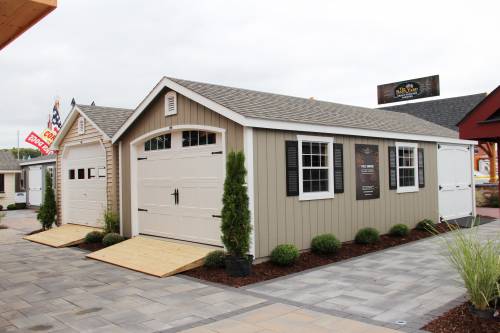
75, 242, 107, 252
422, 302, 500, 333
184, 223, 451, 287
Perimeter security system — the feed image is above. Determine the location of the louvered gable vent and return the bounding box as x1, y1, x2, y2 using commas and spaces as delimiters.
165, 91, 177, 116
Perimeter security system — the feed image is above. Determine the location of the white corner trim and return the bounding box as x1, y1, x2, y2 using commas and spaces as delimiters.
0, 170, 21, 173
297, 135, 335, 201
243, 127, 255, 257
118, 140, 123, 237
469, 144, 476, 218
395, 142, 419, 194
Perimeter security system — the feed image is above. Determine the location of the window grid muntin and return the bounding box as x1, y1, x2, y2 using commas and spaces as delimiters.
398, 146, 416, 188
144, 133, 171, 151
182, 131, 216, 147
301, 141, 329, 193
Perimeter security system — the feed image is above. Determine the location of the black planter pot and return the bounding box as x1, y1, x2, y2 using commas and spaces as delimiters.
468, 302, 499, 321
225, 255, 253, 277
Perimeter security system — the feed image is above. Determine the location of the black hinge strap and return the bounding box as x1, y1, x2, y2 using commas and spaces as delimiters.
211, 151, 223, 155
212, 214, 222, 218
138, 208, 148, 212
137, 157, 147, 160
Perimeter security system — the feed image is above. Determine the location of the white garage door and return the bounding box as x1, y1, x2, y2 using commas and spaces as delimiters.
62, 143, 107, 227
137, 130, 224, 245
438, 144, 474, 222
28, 165, 43, 206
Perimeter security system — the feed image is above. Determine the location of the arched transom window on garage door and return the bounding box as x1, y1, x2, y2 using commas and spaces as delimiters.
182, 130, 216, 147
145, 133, 172, 151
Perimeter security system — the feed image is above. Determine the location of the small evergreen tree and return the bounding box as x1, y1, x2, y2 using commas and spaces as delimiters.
221, 151, 251, 257
37, 171, 56, 230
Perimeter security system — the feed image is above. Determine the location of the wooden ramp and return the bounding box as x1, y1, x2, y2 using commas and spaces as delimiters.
86, 236, 213, 277
24, 224, 102, 248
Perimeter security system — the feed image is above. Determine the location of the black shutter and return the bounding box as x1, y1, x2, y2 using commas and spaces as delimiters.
418, 148, 425, 188
285, 141, 299, 196
0, 174, 4, 193
333, 143, 344, 193
388, 146, 397, 190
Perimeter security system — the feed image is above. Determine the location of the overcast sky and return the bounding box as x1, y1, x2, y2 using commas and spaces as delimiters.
1, 0, 499, 148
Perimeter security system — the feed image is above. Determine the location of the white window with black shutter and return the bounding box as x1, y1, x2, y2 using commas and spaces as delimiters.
395, 142, 419, 193
297, 135, 334, 201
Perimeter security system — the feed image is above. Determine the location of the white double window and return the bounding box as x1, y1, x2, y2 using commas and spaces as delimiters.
396, 142, 419, 193
297, 135, 334, 201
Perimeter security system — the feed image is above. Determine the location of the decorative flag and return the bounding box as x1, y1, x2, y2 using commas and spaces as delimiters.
25, 132, 51, 155
41, 128, 57, 146
51, 100, 62, 132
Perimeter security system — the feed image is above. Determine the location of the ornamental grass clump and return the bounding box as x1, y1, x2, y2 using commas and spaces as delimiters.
416, 219, 435, 231
103, 210, 120, 234
440, 223, 500, 311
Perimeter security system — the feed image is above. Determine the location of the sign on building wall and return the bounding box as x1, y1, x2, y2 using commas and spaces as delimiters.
355, 144, 380, 200
377, 75, 440, 104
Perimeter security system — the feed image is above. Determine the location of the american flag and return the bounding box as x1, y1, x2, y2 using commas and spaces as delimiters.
51, 100, 62, 132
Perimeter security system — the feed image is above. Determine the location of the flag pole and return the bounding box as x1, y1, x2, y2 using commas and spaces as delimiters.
17, 130, 20, 160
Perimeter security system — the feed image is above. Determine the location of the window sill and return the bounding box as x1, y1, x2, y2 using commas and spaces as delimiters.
397, 187, 419, 194
299, 192, 335, 201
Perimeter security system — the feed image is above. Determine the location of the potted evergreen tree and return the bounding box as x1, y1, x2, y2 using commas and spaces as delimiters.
37, 171, 56, 230
221, 151, 252, 277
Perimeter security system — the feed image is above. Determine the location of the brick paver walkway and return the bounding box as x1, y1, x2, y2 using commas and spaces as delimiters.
246, 220, 500, 330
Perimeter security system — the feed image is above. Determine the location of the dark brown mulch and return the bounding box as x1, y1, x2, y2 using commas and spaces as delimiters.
184, 223, 451, 287
422, 302, 500, 333
75, 242, 106, 252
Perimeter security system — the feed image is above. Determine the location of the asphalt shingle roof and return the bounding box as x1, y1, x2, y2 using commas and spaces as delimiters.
378, 93, 486, 131
168, 77, 459, 138
77, 104, 134, 138
0, 151, 20, 171
19, 154, 56, 165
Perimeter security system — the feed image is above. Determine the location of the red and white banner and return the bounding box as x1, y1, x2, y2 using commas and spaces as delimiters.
25, 132, 51, 155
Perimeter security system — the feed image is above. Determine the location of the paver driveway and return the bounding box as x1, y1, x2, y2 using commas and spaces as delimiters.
246, 220, 500, 330
0, 211, 399, 333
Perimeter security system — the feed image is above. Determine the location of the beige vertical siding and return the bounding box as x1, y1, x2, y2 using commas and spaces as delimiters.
253, 128, 439, 258
0, 173, 18, 208
119, 91, 244, 236
56, 115, 118, 224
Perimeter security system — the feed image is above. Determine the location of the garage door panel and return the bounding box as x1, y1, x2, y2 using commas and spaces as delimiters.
62, 143, 107, 227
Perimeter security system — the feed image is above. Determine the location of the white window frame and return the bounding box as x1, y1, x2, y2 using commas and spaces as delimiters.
165, 91, 177, 116
297, 135, 334, 201
395, 142, 419, 193
77, 117, 85, 134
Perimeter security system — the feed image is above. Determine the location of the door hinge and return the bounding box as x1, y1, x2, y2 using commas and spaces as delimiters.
211, 151, 223, 155
212, 214, 222, 218
137, 157, 147, 161
439, 185, 443, 190
138, 208, 148, 212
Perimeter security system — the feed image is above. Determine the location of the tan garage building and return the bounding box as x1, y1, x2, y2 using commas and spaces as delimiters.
51, 104, 133, 227
107, 77, 476, 259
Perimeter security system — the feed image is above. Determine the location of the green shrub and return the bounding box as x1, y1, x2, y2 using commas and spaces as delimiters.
103, 210, 119, 234
439, 224, 500, 310
204, 250, 226, 268
6, 204, 16, 210
488, 193, 499, 208
355, 228, 380, 244
270, 244, 300, 266
37, 171, 56, 230
0, 204, 3, 211
221, 151, 251, 257
15, 203, 26, 209
102, 233, 125, 247
311, 234, 341, 254
416, 219, 435, 231
390, 224, 410, 237
85, 231, 104, 243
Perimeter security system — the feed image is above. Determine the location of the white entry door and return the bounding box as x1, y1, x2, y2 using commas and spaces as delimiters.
137, 130, 224, 245
28, 165, 43, 206
437, 144, 474, 221
62, 143, 107, 227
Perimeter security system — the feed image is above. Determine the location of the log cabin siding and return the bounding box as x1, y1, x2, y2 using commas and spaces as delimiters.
119, 90, 244, 236
56, 115, 118, 224
252, 128, 439, 258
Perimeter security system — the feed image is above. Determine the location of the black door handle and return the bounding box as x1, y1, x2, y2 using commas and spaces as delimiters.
176, 188, 179, 205
171, 189, 179, 205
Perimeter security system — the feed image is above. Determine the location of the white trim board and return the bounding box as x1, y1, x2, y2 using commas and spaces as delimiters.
19, 159, 56, 166
243, 127, 255, 256
112, 76, 477, 146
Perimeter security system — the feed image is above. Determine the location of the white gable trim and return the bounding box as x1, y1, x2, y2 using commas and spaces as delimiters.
111, 77, 477, 146
52, 105, 110, 149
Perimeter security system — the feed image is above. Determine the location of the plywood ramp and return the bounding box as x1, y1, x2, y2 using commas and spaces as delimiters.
86, 236, 213, 277
24, 224, 102, 248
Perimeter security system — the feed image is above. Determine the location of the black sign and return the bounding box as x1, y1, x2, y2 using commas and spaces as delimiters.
377, 75, 440, 104
355, 144, 380, 200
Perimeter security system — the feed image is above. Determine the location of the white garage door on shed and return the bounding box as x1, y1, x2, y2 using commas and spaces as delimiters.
62, 142, 107, 227
437, 144, 474, 223
136, 129, 224, 246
